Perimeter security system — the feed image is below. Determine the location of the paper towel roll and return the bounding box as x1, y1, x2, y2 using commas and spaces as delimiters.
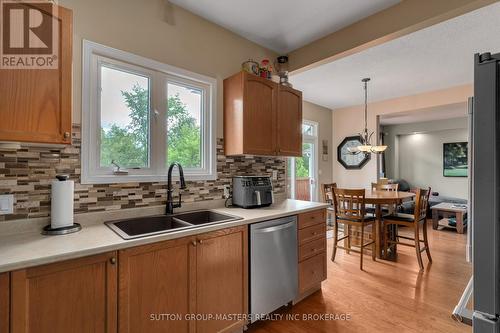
51, 177, 74, 229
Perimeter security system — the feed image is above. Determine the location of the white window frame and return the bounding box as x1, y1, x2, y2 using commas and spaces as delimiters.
81, 40, 217, 184
303, 120, 319, 202
288, 120, 319, 201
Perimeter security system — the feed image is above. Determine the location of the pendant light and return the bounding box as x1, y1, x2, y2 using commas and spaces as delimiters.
348, 78, 387, 155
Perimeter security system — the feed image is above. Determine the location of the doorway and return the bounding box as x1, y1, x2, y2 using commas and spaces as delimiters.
288, 120, 319, 201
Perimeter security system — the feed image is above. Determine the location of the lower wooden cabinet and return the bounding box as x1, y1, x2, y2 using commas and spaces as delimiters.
297, 209, 327, 297
195, 227, 248, 333
0, 273, 9, 333
299, 252, 327, 294
10, 252, 117, 333
118, 236, 193, 333
118, 225, 248, 333
0, 223, 283, 333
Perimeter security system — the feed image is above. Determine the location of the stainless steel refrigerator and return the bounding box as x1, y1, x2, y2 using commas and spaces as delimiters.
473, 51, 500, 332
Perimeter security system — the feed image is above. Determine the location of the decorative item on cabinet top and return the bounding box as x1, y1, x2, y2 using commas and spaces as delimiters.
241, 56, 291, 86
275, 55, 292, 88
242, 60, 259, 75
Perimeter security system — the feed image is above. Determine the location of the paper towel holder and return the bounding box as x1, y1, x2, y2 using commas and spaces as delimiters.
42, 174, 82, 236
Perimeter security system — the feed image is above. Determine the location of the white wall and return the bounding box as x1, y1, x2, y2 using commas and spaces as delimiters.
383, 117, 468, 199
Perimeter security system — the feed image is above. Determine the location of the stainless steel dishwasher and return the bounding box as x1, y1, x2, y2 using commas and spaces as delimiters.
250, 216, 298, 322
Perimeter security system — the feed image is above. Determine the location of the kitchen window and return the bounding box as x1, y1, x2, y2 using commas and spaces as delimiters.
81, 40, 217, 184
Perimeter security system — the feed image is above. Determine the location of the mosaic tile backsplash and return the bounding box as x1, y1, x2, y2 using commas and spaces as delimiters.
0, 125, 286, 221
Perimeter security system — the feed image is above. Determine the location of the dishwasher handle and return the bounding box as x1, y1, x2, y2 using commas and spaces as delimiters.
252, 221, 296, 233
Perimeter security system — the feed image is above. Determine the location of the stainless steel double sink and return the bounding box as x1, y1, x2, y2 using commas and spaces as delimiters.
105, 210, 243, 240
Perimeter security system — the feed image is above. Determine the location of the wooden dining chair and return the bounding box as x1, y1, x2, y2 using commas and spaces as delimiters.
382, 188, 432, 270
321, 183, 337, 204
331, 188, 376, 270
322, 183, 337, 227
368, 183, 399, 215
379, 183, 399, 214
379, 183, 399, 192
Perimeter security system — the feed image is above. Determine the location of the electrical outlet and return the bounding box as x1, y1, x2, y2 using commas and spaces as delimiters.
0, 194, 14, 215
272, 170, 278, 181
223, 185, 231, 199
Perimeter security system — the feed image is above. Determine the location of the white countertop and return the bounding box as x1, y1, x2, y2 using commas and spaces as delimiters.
0, 199, 328, 273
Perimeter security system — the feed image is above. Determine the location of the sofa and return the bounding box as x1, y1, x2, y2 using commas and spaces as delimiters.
390, 179, 468, 216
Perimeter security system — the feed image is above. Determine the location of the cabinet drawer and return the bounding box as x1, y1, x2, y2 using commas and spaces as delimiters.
299, 237, 326, 262
299, 253, 326, 294
298, 209, 325, 229
298, 223, 325, 245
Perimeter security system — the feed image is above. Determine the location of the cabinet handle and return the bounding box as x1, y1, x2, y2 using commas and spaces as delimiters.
63, 132, 70, 139
109, 257, 116, 265
198, 239, 203, 244
191, 241, 197, 247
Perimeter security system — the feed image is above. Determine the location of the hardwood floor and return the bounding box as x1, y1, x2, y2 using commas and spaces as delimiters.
248, 222, 472, 333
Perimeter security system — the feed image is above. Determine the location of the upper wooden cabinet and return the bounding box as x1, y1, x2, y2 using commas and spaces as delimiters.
0, 4, 73, 144
224, 72, 302, 156
277, 85, 302, 156
10, 251, 117, 333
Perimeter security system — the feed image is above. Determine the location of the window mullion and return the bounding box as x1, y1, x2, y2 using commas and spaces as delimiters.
151, 72, 168, 176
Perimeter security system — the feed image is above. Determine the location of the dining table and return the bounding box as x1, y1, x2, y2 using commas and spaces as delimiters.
364, 190, 416, 259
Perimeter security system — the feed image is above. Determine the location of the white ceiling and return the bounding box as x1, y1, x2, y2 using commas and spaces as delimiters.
379, 103, 467, 125
169, 0, 400, 53
290, 2, 500, 110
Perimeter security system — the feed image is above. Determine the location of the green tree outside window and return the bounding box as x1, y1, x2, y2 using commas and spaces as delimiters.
100, 85, 201, 169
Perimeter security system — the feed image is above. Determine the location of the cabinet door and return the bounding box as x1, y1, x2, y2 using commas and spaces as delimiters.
118, 237, 194, 333
0, 273, 8, 333
195, 226, 248, 333
243, 75, 277, 155
10, 252, 117, 333
298, 252, 327, 295
0, 5, 72, 144
277, 86, 302, 156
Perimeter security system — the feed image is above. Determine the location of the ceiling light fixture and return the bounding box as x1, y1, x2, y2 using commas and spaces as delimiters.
348, 78, 388, 155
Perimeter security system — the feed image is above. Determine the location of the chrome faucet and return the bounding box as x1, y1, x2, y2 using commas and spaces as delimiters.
166, 163, 187, 215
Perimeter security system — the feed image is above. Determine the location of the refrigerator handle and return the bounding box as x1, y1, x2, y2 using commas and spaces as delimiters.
467, 96, 473, 263
473, 311, 499, 332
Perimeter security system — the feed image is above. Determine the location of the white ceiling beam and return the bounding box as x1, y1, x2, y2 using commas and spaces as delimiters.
288, 0, 498, 73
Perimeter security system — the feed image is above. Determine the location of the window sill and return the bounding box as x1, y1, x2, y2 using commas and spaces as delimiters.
81, 172, 217, 185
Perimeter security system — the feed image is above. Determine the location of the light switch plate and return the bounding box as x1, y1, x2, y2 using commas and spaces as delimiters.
0, 194, 14, 215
